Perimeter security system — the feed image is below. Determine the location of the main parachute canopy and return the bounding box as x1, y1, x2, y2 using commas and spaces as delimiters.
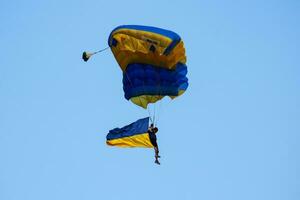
108, 25, 188, 108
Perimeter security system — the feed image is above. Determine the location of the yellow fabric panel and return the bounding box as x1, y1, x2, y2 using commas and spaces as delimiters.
131, 91, 186, 108
169, 90, 186, 99
130, 95, 164, 108
130, 96, 147, 109
113, 33, 165, 55
178, 89, 185, 96
110, 29, 173, 49
110, 31, 186, 71
106, 133, 153, 148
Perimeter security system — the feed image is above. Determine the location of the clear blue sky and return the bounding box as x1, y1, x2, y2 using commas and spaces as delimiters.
1, 0, 299, 199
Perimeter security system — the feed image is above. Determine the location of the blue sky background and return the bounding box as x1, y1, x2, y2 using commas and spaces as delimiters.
1, 0, 299, 199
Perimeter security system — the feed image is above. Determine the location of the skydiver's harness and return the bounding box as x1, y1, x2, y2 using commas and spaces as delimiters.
147, 129, 158, 147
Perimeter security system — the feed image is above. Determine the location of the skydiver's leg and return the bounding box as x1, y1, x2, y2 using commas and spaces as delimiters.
154, 147, 160, 165
155, 146, 160, 158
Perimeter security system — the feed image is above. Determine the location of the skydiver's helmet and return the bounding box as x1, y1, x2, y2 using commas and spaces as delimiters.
153, 127, 158, 134
150, 123, 154, 128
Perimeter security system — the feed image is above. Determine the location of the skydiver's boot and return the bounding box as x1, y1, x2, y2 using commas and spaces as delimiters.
155, 159, 160, 165
155, 155, 160, 165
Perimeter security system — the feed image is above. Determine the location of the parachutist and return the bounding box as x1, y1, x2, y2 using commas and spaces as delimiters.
148, 126, 160, 164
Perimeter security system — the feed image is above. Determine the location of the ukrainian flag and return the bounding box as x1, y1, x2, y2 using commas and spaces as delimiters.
106, 117, 154, 148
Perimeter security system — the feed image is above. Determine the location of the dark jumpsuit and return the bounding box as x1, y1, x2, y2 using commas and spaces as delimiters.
148, 130, 157, 147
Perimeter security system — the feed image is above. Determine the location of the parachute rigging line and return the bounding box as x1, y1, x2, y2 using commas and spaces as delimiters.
123, 71, 154, 124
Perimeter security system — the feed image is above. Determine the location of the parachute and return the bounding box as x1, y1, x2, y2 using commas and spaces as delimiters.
83, 25, 188, 125
107, 25, 188, 109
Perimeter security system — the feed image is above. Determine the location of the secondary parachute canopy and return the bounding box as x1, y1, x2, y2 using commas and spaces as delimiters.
108, 25, 188, 108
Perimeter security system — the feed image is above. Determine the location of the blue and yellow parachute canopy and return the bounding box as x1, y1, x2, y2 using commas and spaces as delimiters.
108, 25, 188, 108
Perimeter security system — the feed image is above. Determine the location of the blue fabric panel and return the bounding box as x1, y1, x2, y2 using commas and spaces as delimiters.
108, 25, 181, 45
106, 117, 150, 140
163, 38, 181, 56
123, 63, 189, 100
108, 25, 181, 55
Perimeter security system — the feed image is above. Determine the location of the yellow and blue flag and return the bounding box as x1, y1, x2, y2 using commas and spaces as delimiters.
106, 117, 154, 148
